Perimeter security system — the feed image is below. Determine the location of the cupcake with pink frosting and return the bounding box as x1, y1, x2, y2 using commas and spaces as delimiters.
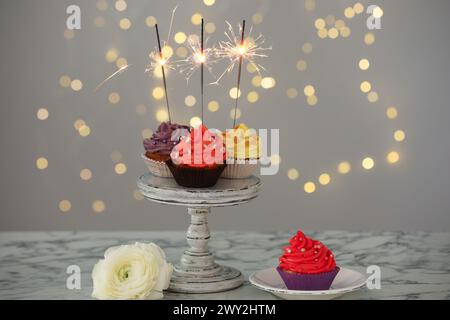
277, 230, 340, 290
142, 122, 189, 177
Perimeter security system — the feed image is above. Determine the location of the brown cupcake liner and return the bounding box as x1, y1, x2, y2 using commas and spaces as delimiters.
166, 160, 226, 188
141, 154, 173, 178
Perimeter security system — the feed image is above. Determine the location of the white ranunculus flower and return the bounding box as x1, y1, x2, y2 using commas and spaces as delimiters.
91, 242, 173, 300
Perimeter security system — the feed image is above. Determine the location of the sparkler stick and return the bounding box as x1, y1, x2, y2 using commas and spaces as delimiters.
232, 20, 246, 128
200, 18, 205, 125
155, 24, 171, 123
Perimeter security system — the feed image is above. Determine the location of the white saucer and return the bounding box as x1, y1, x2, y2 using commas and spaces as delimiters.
249, 267, 366, 300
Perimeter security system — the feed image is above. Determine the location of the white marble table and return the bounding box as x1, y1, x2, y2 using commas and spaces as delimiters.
0, 231, 449, 300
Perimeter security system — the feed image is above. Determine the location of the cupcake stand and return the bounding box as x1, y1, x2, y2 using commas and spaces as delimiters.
138, 173, 261, 293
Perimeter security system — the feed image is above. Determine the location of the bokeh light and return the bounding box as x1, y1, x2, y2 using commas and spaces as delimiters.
304, 181, 316, 194
36, 157, 48, 170
362, 157, 375, 170
287, 168, 299, 180
338, 161, 351, 174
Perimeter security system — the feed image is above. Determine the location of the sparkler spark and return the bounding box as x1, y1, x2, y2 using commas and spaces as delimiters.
213, 21, 271, 85
175, 35, 217, 83
94, 64, 131, 92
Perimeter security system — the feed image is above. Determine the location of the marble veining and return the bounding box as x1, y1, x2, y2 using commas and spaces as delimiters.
0, 231, 449, 300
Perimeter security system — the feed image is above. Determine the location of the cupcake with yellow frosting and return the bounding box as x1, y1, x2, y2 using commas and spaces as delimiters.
221, 123, 261, 179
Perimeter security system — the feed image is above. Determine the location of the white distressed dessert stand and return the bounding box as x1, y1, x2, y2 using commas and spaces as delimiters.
137, 173, 261, 294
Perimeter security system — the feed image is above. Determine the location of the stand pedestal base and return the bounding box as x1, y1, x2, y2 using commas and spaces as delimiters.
168, 207, 244, 293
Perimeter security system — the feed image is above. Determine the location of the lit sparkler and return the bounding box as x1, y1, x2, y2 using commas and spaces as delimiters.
213, 21, 271, 86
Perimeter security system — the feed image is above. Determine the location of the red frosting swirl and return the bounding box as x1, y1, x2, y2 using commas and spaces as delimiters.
171, 125, 226, 168
278, 230, 336, 274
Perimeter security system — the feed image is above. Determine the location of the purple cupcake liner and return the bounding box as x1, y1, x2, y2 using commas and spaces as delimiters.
276, 266, 340, 291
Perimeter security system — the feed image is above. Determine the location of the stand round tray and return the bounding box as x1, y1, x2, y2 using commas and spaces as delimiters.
137, 173, 261, 294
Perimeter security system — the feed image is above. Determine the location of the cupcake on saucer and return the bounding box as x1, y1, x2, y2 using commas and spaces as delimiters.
221, 123, 261, 179
167, 125, 226, 188
143, 122, 190, 177
277, 230, 340, 290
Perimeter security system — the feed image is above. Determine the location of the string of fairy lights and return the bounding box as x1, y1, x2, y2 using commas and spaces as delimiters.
36, 0, 406, 214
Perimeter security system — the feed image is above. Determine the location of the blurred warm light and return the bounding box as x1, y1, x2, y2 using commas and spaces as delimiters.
36, 157, 48, 170
373, 6, 384, 18
307, 95, 318, 106
114, 163, 127, 175
96, 0, 108, 11
364, 32, 375, 45
252, 75, 262, 87
162, 45, 173, 59
353, 3, 364, 14
302, 43, 313, 54
108, 92, 120, 104
92, 200, 106, 213
229, 87, 241, 99
106, 49, 119, 63
318, 173, 331, 185
59, 200, 72, 213
367, 91, 379, 103
135, 104, 147, 116
205, 22, 216, 34
304, 182, 316, 194
304, 85, 315, 97
208, 100, 219, 112
176, 46, 188, 58
315, 18, 325, 29
152, 87, 165, 100
328, 28, 339, 39
203, 0, 215, 6
191, 13, 202, 25
340, 27, 351, 38
338, 161, 351, 174
119, 18, 131, 30
174, 32, 187, 44
115, 0, 127, 12
229, 108, 241, 120
37, 108, 49, 120
80, 169, 92, 181
386, 107, 398, 119
155, 109, 169, 122
304, 0, 316, 12
335, 20, 345, 29
78, 125, 91, 137
344, 7, 355, 19
247, 91, 259, 103
59, 75, 71, 88
387, 151, 400, 164
185, 95, 196, 107
318, 29, 328, 39
133, 189, 144, 201
145, 16, 157, 27
70, 79, 83, 91
287, 88, 298, 99
74, 119, 85, 131
252, 13, 263, 25
359, 59, 370, 70
110, 150, 123, 162
362, 157, 375, 170
261, 77, 276, 89
325, 15, 335, 26
190, 116, 202, 128
394, 130, 406, 142
116, 57, 128, 68
142, 128, 153, 139
270, 154, 281, 165
296, 60, 307, 71
360, 81, 371, 93
287, 168, 299, 181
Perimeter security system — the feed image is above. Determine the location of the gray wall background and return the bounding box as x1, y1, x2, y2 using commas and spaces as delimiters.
1, 0, 450, 232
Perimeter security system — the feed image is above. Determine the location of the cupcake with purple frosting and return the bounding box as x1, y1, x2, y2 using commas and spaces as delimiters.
142, 122, 189, 177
